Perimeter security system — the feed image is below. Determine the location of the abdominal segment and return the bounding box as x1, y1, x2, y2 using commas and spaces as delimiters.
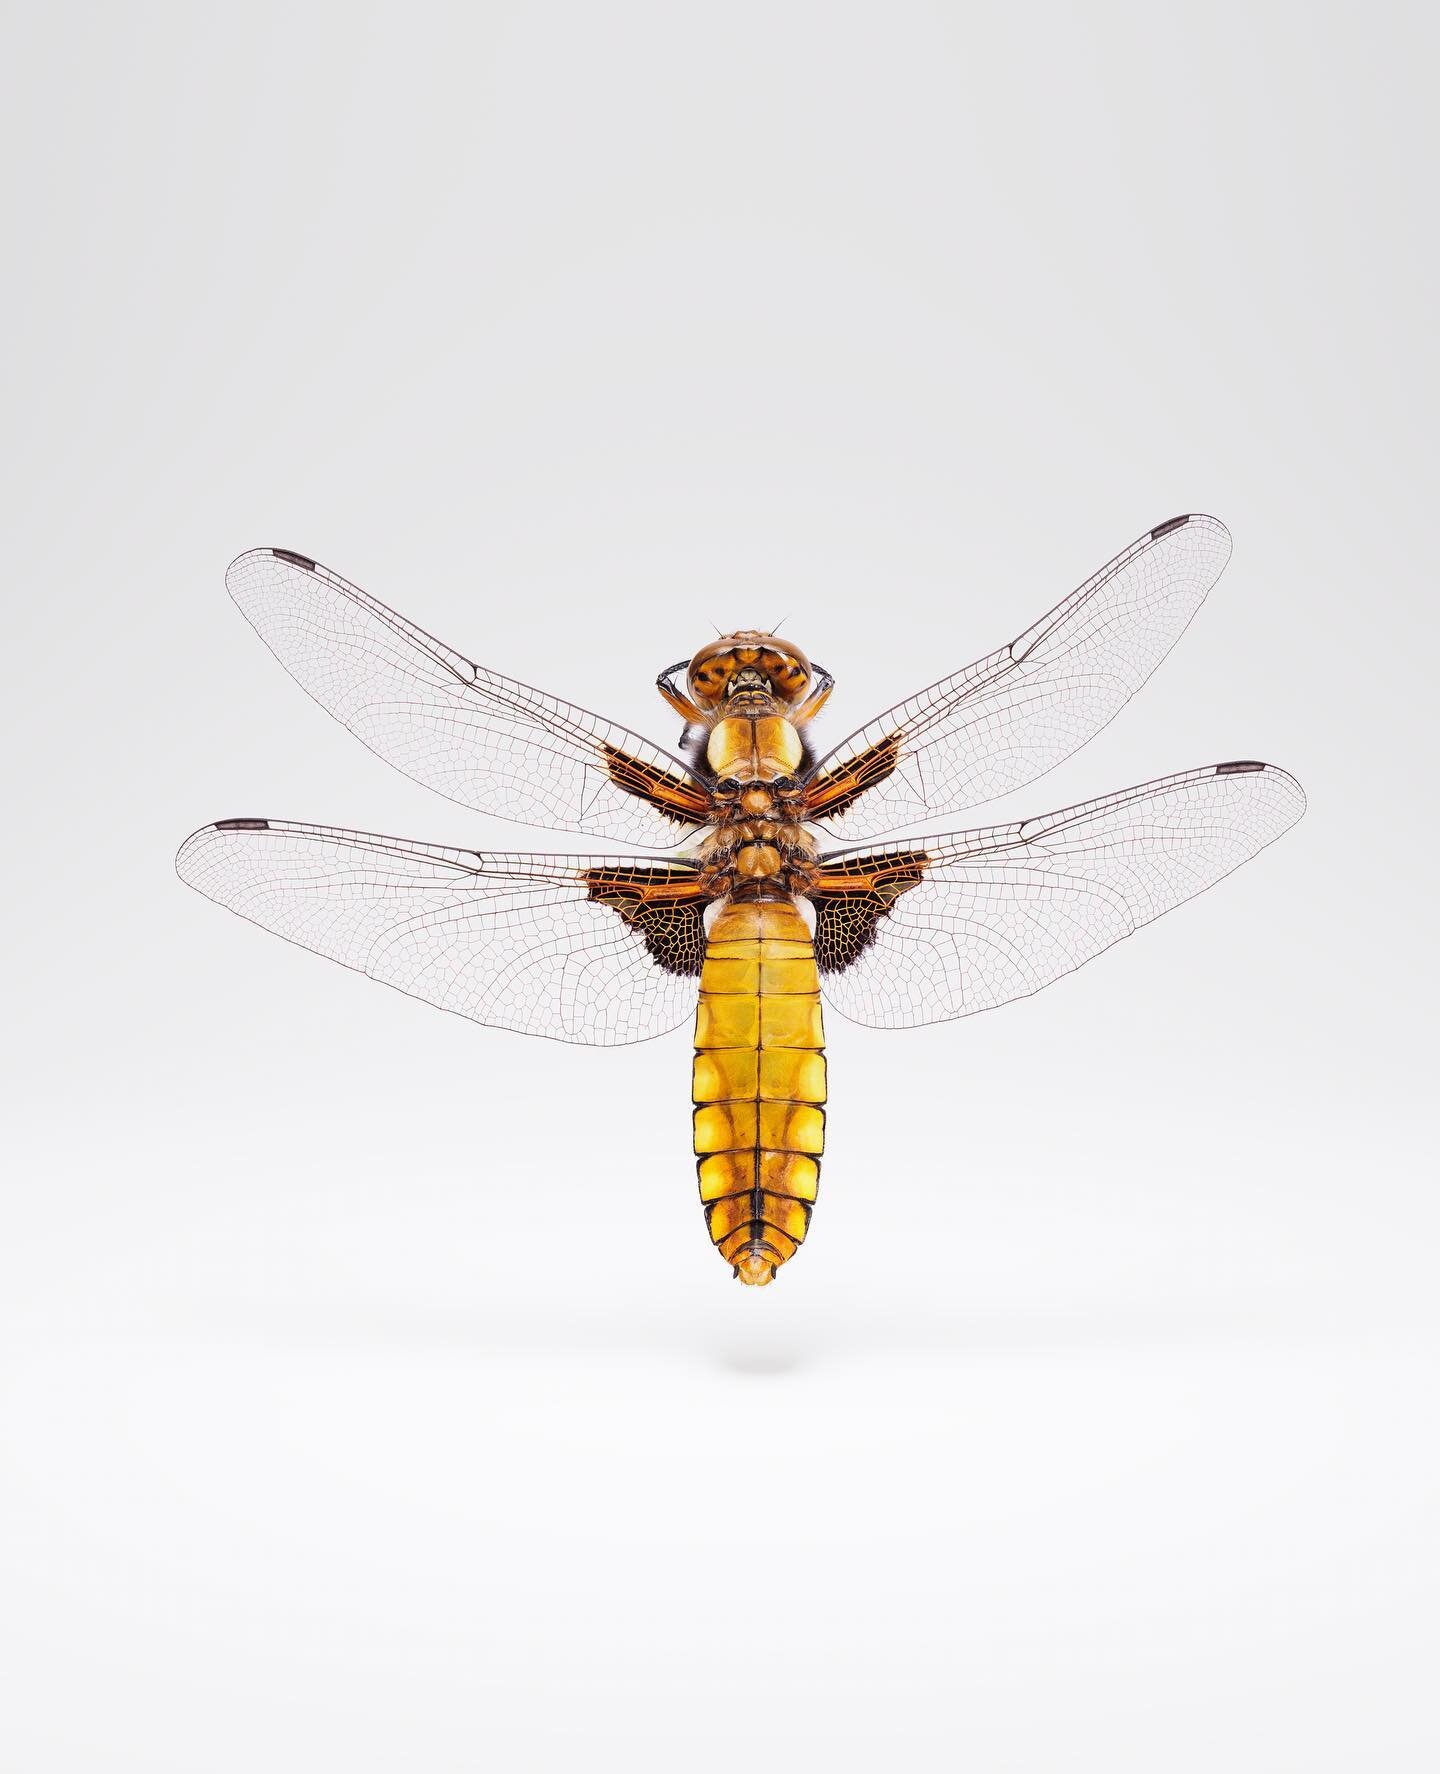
692, 898, 826, 1286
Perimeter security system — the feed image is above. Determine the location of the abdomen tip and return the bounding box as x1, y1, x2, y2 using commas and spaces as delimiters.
734, 1248, 779, 1286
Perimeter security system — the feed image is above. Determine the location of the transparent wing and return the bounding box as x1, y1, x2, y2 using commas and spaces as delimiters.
814, 762, 1304, 1028
805, 514, 1233, 839
176, 819, 707, 1045
226, 549, 711, 848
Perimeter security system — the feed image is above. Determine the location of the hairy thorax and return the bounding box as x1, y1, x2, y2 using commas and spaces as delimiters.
698, 707, 819, 897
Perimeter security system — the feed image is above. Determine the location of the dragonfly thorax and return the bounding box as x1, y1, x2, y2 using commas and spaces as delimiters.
706, 713, 804, 782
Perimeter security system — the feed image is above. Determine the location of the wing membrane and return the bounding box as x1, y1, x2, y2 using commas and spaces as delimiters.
813, 762, 1304, 1028
176, 820, 706, 1045
806, 515, 1233, 838
226, 549, 709, 847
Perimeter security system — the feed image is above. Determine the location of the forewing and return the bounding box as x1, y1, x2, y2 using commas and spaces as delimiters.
813, 762, 1304, 1028
226, 549, 710, 847
805, 515, 1233, 839
176, 820, 706, 1045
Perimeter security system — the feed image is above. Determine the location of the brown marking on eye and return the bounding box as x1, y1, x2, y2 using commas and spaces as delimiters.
685, 632, 814, 709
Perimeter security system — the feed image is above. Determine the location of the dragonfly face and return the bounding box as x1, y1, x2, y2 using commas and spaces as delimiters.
685, 631, 815, 713
177, 515, 1304, 1287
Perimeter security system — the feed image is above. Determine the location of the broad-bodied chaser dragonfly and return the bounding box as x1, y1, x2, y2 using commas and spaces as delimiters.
177, 515, 1303, 1286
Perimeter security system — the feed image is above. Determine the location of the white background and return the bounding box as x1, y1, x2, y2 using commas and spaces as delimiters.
3, 4, 1436, 1769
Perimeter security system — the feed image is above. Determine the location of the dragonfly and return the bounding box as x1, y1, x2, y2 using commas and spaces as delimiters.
177, 514, 1304, 1287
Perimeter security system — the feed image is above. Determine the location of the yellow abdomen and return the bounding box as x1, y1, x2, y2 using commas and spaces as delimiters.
692, 898, 826, 1286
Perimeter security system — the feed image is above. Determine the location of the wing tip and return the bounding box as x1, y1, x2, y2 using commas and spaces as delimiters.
1213, 758, 1303, 789
224, 546, 318, 588
1213, 759, 1307, 824
1150, 511, 1231, 549
176, 817, 273, 879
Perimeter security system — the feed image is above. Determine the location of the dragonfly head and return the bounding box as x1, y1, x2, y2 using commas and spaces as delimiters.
686, 631, 813, 714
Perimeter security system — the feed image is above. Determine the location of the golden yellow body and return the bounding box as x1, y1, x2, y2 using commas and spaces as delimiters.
706, 714, 805, 780
693, 898, 826, 1286
181, 546, 1304, 1295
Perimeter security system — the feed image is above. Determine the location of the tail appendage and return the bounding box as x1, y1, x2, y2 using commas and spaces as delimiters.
692, 900, 826, 1286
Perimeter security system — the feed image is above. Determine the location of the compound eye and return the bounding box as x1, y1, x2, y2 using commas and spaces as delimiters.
761, 652, 807, 694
